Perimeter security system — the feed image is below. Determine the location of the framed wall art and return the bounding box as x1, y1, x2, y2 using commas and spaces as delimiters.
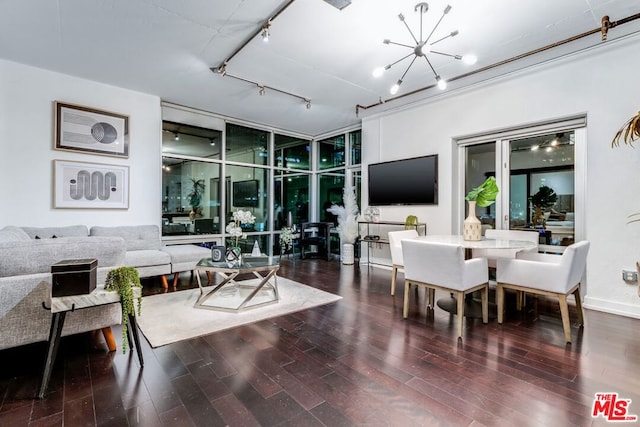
54, 101, 129, 157
54, 160, 129, 209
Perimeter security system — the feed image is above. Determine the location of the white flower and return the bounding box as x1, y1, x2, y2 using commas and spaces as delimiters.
233, 209, 256, 225
227, 209, 256, 248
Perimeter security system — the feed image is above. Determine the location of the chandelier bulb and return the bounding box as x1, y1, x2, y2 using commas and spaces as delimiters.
436, 76, 447, 90
462, 54, 477, 65
390, 80, 402, 95
372, 67, 385, 78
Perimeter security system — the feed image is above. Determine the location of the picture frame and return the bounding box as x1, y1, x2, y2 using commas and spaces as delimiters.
54, 101, 129, 158
54, 160, 129, 209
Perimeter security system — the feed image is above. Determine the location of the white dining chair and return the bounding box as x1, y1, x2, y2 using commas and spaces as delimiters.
387, 229, 419, 295
401, 239, 489, 339
496, 240, 590, 343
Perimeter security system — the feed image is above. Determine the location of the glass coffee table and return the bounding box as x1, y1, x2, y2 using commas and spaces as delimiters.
194, 256, 280, 312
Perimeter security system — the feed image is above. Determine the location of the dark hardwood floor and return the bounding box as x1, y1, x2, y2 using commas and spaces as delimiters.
1, 259, 640, 426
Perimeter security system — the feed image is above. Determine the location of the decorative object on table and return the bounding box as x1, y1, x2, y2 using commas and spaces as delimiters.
611, 110, 640, 147
251, 241, 262, 256
363, 206, 380, 223
327, 181, 360, 265
464, 176, 499, 241
51, 259, 97, 297
404, 215, 419, 230
529, 185, 557, 229
54, 101, 129, 158
187, 178, 205, 220
279, 226, 294, 256
225, 209, 256, 264
210, 245, 225, 262
105, 266, 142, 353
53, 160, 129, 209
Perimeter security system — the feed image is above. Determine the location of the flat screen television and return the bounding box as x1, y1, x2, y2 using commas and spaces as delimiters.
368, 155, 438, 205
233, 179, 259, 207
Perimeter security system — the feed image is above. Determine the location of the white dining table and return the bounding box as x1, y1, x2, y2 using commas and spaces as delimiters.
412, 235, 538, 318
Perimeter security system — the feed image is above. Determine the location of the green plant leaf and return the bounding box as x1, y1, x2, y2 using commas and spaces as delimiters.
465, 176, 499, 207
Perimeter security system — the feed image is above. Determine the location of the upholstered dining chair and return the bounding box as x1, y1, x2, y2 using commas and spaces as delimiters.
387, 229, 419, 295
496, 240, 590, 343
401, 239, 489, 339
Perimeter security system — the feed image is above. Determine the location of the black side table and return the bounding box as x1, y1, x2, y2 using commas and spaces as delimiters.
39, 286, 143, 399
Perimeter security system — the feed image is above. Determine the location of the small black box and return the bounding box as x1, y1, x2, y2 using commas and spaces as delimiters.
51, 259, 98, 297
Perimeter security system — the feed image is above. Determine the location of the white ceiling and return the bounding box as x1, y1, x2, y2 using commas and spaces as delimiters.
1, 0, 639, 136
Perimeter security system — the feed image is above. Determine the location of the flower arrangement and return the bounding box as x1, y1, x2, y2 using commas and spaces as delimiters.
105, 266, 142, 353
226, 209, 256, 249
279, 226, 294, 254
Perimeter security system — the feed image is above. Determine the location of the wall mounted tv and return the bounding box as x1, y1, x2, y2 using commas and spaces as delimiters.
233, 179, 259, 207
368, 155, 438, 205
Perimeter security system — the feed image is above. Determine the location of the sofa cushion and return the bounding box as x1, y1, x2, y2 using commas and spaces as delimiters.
125, 250, 171, 268
0, 226, 31, 242
21, 225, 89, 239
0, 236, 126, 277
90, 225, 161, 251
162, 244, 211, 273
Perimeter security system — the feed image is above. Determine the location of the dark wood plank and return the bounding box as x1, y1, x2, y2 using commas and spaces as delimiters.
0, 258, 639, 426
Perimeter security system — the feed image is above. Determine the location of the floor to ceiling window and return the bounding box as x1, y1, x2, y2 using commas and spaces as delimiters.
161, 105, 361, 257
459, 117, 585, 248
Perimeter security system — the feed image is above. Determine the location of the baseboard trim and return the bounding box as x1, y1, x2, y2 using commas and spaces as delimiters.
583, 296, 640, 319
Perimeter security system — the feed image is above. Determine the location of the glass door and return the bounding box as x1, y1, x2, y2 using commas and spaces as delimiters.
463, 130, 577, 247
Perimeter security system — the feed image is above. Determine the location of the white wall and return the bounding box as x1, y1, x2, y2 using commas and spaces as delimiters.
0, 60, 161, 228
362, 34, 640, 318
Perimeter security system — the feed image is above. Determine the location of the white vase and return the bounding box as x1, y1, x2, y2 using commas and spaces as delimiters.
342, 243, 355, 265
463, 200, 482, 241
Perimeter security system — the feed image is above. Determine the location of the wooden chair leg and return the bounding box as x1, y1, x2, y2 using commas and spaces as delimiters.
160, 275, 169, 289
428, 288, 435, 308
481, 285, 488, 324
101, 327, 117, 351
573, 287, 584, 326
456, 291, 465, 339
515, 290, 523, 311
172, 272, 180, 288
403, 281, 411, 318
391, 266, 398, 296
497, 284, 505, 324
558, 294, 572, 343
206, 271, 212, 284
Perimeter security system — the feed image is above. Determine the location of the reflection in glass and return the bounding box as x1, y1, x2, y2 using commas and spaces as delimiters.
226, 164, 269, 232
226, 123, 269, 165
318, 135, 345, 170
162, 121, 221, 160
349, 130, 361, 165
161, 158, 221, 236
275, 134, 310, 170
319, 172, 345, 224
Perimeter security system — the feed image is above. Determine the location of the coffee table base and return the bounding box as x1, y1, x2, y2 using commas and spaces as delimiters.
195, 268, 279, 312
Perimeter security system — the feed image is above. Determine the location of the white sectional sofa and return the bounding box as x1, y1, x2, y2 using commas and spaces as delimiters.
0, 224, 211, 352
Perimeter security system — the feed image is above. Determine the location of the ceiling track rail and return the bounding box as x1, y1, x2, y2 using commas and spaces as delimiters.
355, 12, 640, 116
209, 0, 312, 106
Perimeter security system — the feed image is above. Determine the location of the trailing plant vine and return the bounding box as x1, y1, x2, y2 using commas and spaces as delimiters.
105, 266, 142, 353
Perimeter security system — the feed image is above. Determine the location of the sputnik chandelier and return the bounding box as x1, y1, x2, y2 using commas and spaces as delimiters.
373, 2, 477, 95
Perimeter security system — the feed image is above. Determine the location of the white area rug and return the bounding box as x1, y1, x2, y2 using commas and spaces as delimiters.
136, 277, 341, 347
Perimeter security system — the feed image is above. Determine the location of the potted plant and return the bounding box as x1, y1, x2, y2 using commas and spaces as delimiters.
611, 110, 640, 147
186, 178, 205, 220
529, 185, 557, 228
105, 266, 142, 353
464, 176, 499, 240
327, 181, 359, 264
225, 209, 256, 263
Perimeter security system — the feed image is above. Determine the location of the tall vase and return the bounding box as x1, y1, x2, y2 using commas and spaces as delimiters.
463, 201, 482, 241
342, 243, 355, 265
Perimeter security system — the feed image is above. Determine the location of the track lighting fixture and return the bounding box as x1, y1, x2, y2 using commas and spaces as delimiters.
261, 22, 271, 42
209, 138, 216, 146
258, 84, 265, 96
173, 132, 179, 141
305, 99, 311, 110
373, 2, 477, 95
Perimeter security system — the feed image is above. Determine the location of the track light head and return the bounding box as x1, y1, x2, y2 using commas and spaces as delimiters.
261, 22, 270, 42
305, 99, 311, 110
